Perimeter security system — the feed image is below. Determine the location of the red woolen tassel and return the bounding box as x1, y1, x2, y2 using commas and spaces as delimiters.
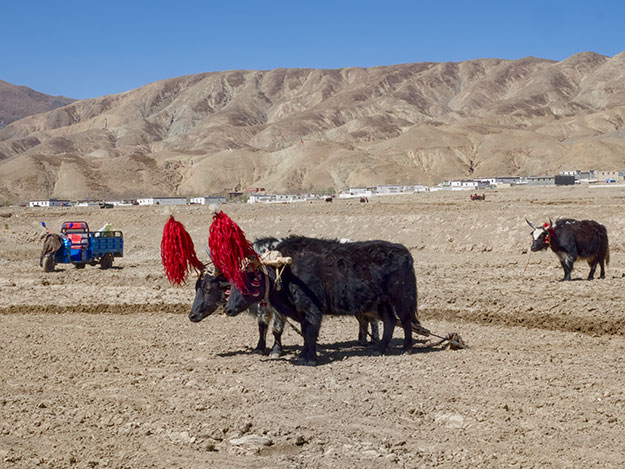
208, 211, 259, 293
161, 216, 203, 286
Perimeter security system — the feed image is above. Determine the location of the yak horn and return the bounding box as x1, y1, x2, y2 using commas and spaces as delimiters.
201, 246, 218, 275
203, 254, 222, 276
525, 218, 536, 229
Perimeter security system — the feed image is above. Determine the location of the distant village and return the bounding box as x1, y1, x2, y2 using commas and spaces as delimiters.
28, 169, 625, 208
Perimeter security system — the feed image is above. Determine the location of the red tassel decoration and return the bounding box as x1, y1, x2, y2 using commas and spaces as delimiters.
161, 216, 203, 286
208, 211, 259, 293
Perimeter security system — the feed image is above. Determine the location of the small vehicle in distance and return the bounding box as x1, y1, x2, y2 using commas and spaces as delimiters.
41, 221, 123, 272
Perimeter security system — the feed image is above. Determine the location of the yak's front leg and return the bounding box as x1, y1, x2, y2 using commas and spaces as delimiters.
251, 303, 269, 354
253, 322, 268, 354
298, 319, 320, 366
269, 311, 285, 358
559, 254, 574, 281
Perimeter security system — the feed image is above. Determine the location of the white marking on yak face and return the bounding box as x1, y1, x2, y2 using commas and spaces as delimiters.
532, 228, 546, 241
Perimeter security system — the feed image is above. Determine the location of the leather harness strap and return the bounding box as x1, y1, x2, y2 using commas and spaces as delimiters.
260, 263, 271, 306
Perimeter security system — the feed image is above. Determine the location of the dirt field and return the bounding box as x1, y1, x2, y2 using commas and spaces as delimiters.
2, 186, 625, 468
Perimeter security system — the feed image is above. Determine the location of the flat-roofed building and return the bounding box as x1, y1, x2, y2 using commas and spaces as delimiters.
136, 197, 188, 206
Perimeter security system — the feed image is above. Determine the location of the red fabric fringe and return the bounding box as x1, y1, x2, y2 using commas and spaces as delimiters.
208, 211, 259, 293
161, 216, 203, 286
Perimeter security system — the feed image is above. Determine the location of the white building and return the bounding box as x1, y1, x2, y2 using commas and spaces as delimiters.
113, 200, 136, 206
339, 187, 374, 199
137, 197, 187, 206
247, 194, 307, 204
190, 195, 227, 205
595, 170, 623, 183
74, 200, 102, 207
449, 180, 489, 191
376, 185, 415, 195
29, 199, 72, 208
478, 177, 520, 186
527, 176, 555, 186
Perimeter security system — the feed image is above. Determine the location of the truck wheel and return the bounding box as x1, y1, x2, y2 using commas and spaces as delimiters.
75, 263, 86, 269
43, 256, 55, 273
100, 253, 113, 270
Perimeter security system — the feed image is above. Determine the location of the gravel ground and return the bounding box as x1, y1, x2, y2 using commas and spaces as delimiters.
1, 185, 625, 468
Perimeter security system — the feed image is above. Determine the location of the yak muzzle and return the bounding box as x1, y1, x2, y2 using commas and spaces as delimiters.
188, 301, 218, 322
188, 311, 205, 323
225, 307, 242, 317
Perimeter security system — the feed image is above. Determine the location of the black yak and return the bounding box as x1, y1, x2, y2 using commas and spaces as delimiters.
526, 218, 609, 281
190, 237, 379, 357
224, 236, 426, 365
189, 237, 287, 357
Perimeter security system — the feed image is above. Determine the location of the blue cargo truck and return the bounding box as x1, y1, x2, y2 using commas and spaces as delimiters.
42, 221, 123, 272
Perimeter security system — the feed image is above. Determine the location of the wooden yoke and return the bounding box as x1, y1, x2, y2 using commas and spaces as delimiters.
246, 250, 292, 297
260, 250, 292, 267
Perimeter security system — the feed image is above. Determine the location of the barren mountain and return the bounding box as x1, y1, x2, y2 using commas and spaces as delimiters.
1, 51, 625, 201
0, 80, 75, 129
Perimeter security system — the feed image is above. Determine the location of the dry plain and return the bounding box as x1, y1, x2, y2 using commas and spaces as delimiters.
1, 186, 625, 468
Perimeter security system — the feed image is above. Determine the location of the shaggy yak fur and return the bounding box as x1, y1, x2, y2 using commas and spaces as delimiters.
224, 236, 423, 365
189, 237, 379, 357
528, 218, 610, 281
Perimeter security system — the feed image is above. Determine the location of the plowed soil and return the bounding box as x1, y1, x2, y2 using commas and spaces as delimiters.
2, 186, 625, 468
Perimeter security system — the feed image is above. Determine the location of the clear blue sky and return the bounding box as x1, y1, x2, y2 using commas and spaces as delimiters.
2, 0, 624, 99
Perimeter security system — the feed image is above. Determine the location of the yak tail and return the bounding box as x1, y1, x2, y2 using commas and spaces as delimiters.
412, 320, 431, 337
606, 245, 610, 266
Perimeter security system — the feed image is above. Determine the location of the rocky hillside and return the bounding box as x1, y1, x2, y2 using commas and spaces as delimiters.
1, 51, 625, 201
0, 80, 74, 129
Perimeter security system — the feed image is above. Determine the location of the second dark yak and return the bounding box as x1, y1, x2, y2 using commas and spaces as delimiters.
189, 237, 379, 357
526, 218, 610, 281
189, 237, 286, 357
224, 236, 426, 366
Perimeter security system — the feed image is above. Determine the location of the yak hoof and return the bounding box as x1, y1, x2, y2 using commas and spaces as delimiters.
295, 356, 318, 366
269, 347, 283, 358
251, 348, 264, 355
